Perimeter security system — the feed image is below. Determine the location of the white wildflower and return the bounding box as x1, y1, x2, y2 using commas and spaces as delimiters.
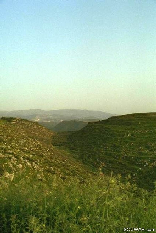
18, 164, 23, 169
4, 172, 14, 181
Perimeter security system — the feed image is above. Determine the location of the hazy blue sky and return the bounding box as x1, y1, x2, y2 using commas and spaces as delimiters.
1, 0, 156, 114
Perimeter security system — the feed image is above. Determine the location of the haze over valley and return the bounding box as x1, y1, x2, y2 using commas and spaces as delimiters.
0, 108, 113, 131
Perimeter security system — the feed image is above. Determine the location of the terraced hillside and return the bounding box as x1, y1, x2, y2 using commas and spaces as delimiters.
0, 117, 93, 182
55, 113, 156, 190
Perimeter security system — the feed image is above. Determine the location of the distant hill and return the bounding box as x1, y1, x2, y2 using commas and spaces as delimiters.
38, 121, 59, 131
54, 113, 156, 190
0, 109, 113, 122
38, 119, 99, 132
52, 120, 88, 132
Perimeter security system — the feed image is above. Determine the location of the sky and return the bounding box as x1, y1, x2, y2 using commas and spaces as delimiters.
0, 0, 156, 114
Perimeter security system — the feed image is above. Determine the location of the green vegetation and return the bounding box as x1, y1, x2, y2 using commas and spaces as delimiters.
39, 120, 87, 132
0, 117, 92, 181
54, 113, 156, 190
38, 121, 59, 131
0, 115, 156, 232
52, 120, 88, 132
1, 168, 156, 233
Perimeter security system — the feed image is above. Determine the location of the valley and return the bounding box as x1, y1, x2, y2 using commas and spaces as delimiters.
0, 113, 156, 232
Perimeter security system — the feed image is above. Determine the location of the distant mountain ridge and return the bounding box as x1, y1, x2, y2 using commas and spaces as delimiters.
0, 109, 113, 120
0, 109, 113, 121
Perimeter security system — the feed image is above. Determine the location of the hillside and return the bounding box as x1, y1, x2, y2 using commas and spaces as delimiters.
0, 116, 156, 232
52, 120, 88, 132
0, 117, 93, 181
55, 113, 156, 190
38, 121, 59, 131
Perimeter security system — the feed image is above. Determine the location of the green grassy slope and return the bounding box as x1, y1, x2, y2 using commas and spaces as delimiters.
57, 113, 156, 190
